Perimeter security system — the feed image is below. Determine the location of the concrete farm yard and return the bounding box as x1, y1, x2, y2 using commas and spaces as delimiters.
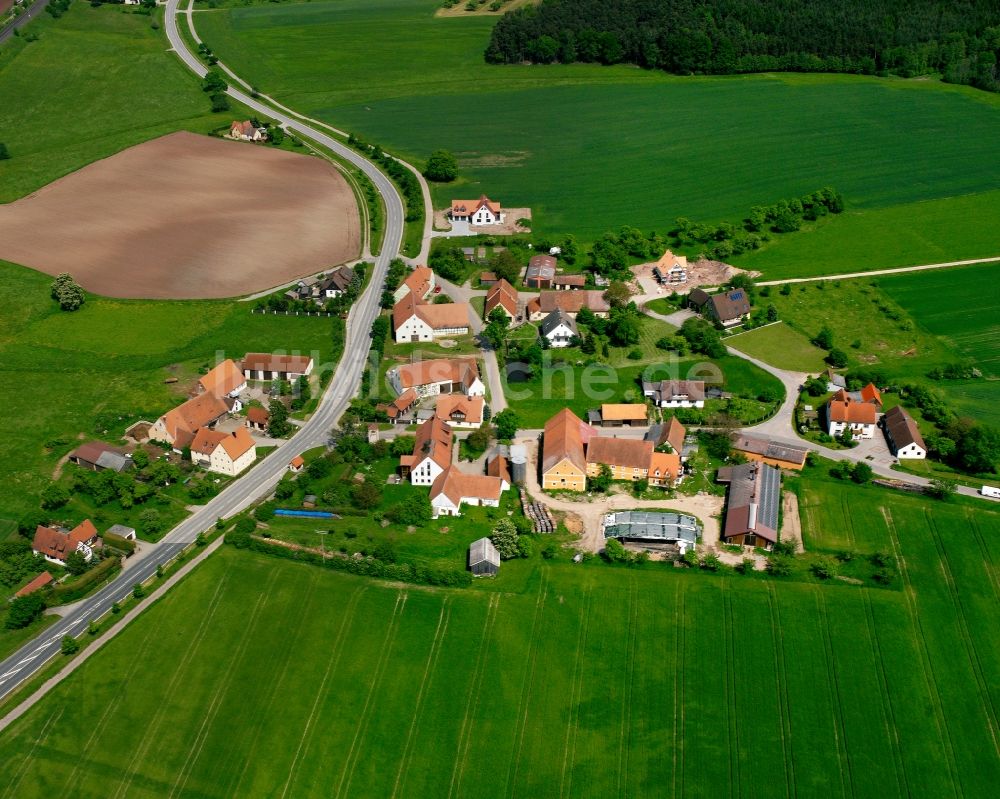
195, 0, 1000, 274
3, 473, 1000, 798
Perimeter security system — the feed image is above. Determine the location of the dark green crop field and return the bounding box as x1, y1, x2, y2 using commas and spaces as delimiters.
195, 0, 1000, 272
1, 475, 998, 797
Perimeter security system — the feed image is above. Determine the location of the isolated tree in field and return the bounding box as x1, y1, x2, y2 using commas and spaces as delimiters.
50, 273, 85, 311
607, 309, 640, 346
826, 348, 849, 368
267, 400, 292, 438
423, 149, 458, 182
766, 304, 779, 322
850, 462, 873, 484
0, 143, 9, 160
812, 326, 834, 350
490, 519, 520, 560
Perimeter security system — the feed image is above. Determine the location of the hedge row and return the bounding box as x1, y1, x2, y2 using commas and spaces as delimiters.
226, 532, 472, 588
49, 556, 121, 604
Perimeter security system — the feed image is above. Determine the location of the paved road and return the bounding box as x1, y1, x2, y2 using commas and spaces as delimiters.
0, 0, 50, 46
756, 255, 1000, 286
0, 0, 406, 702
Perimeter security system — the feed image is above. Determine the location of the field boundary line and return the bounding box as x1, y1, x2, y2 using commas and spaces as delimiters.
559, 584, 592, 799
673, 581, 686, 797
227, 570, 321, 797
840, 492, 857, 548
618, 577, 639, 799
813, 589, 852, 799
169, 572, 278, 799
336, 591, 408, 799
111, 565, 234, 799
722, 582, 740, 799
965, 510, 1000, 602
58, 619, 163, 797
923, 511, 1000, 757
449, 592, 501, 799
766, 584, 795, 799
1, 707, 64, 799
860, 590, 908, 797
756, 255, 1000, 286
881, 507, 962, 797
390, 598, 452, 799
505, 571, 549, 798
278, 585, 367, 799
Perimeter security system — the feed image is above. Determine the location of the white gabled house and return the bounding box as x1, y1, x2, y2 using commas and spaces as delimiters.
429, 467, 509, 518
449, 196, 505, 226
539, 309, 578, 348
399, 417, 453, 486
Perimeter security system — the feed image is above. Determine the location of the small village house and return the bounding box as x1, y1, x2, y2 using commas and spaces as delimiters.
717, 461, 781, 550
643, 379, 706, 409
288, 455, 305, 473
190, 427, 257, 476
688, 288, 751, 327
826, 390, 878, 439
33, 520, 100, 566
393, 265, 435, 304
392, 293, 472, 343
246, 406, 270, 431
468, 537, 500, 577
449, 196, 504, 226
552, 274, 586, 290
68, 442, 131, 473
435, 394, 486, 429
882, 405, 927, 459
399, 417, 453, 486
540, 309, 578, 348
484, 279, 519, 322
228, 120, 268, 142
430, 467, 508, 518
527, 290, 610, 321
377, 388, 419, 425
541, 408, 595, 491
588, 404, 648, 428
149, 392, 231, 451
242, 353, 314, 382
199, 359, 247, 399
388, 357, 485, 399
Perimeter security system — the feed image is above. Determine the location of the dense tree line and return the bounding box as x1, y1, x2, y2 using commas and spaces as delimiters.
347, 134, 422, 223
486, 1, 1000, 93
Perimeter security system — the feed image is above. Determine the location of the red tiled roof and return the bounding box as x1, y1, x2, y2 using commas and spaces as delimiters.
829, 393, 878, 424
242, 353, 313, 374
585, 437, 654, 470
542, 408, 596, 474
393, 358, 480, 391
406, 417, 454, 471
430, 466, 504, 506
32, 521, 97, 563
485, 279, 518, 318
15, 571, 55, 598
435, 394, 485, 425
451, 195, 501, 216
538, 290, 609, 315
158, 392, 231, 444
247, 406, 270, 424
199, 359, 245, 398
860, 383, 883, 406
665, 417, 686, 454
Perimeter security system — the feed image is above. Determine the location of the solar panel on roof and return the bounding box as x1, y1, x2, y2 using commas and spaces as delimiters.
730, 291, 744, 300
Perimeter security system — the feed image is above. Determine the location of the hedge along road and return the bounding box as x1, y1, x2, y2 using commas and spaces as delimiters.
0, 2, 406, 704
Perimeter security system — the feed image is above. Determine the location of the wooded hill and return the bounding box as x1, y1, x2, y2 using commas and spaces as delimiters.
485, 0, 1000, 92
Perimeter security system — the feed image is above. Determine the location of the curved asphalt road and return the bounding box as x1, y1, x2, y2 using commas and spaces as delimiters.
0, 1, 405, 702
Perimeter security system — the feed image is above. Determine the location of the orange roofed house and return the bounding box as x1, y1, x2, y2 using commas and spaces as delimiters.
449, 196, 505, 227
388, 357, 485, 399
826, 389, 879, 440
149, 392, 231, 451
435, 394, 485, 429
33, 520, 99, 566
430, 466, 509, 518
484, 279, 519, 322
199, 359, 247, 400
228, 120, 267, 142
242, 353, 314, 382
541, 409, 596, 491
190, 427, 257, 476
393, 265, 436, 304
393, 292, 472, 343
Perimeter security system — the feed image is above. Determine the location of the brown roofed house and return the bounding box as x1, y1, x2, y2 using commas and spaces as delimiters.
590, 404, 648, 427
68, 441, 130, 473
149, 392, 231, 450
718, 461, 781, 549
732, 434, 808, 471
246, 405, 270, 431
528, 290, 610, 321
400, 417, 454, 486
484, 279, 518, 321
199, 359, 246, 399
435, 394, 485, 429
585, 437, 654, 482
242, 353, 314, 381
33, 520, 99, 565
882, 405, 927, 459
541, 408, 596, 492
388, 357, 485, 398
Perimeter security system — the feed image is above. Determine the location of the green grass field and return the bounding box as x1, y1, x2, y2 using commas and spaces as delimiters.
726, 322, 828, 372
0, 262, 337, 521
1, 472, 999, 797
194, 0, 1000, 272
0, 4, 235, 203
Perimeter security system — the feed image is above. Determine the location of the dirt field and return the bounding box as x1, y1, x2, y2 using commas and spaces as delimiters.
0, 132, 360, 299
631, 258, 757, 297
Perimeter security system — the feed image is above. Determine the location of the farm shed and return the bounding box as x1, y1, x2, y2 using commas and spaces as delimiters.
468, 537, 500, 577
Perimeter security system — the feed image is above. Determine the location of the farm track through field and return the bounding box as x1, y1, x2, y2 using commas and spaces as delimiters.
506, 572, 549, 798
1, 707, 63, 799
618, 578, 638, 799
881, 507, 962, 796
860, 590, 909, 797
448, 593, 501, 799
111, 569, 233, 799
813, 589, 852, 798
766, 584, 795, 799
559, 585, 592, 799
335, 591, 408, 799
840, 494, 857, 548
278, 586, 367, 799
672, 582, 685, 798
390, 598, 452, 799
227, 570, 321, 797
923, 511, 1000, 757
168, 572, 278, 798
965, 510, 1000, 602
57, 620, 162, 797
722, 583, 740, 799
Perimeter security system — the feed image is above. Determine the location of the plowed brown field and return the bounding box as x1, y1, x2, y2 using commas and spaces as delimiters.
0, 132, 360, 298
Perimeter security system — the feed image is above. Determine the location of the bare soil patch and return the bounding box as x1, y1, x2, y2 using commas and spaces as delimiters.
632, 258, 758, 297
0, 132, 360, 299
